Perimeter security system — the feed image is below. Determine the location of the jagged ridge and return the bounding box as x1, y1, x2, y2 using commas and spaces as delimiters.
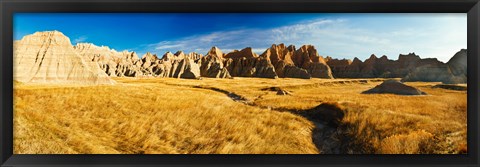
14, 31, 468, 84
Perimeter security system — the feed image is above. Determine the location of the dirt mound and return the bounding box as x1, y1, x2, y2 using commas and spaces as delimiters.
362, 80, 426, 95
432, 84, 467, 91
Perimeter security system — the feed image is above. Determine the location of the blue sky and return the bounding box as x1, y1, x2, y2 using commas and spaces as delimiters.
14, 13, 466, 62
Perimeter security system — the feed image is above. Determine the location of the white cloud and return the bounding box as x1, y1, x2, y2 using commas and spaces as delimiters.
73, 36, 88, 43
155, 43, 184, 50
145, 16, 466, 62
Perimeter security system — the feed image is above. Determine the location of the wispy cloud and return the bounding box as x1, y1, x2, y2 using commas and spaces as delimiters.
144, 16, 466, 62
145, 19, 343, 56
73, 36, 88, 43
154, 42, 184, 50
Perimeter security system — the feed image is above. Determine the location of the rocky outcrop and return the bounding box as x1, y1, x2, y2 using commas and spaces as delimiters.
185, 52, 203, 60
401, 64, 458, 83
223, 47, 277, 78
74, 41, 203, 79
447, 49, 467, 80
283, 63, 311, 79
325, 57, 352, 78
260, 44, 332, 79
294, 45, 333, 78
224, 47, 257, 59
327, 53, 446, 79
401, 49, 467, 84
362, 80, 426, 95
200, 47, 232, 78
261, 44, 295, 78
139, 52, 162, 76
15, 31, 466, 82
74, 43, 142, 77
138, 51, 201, 79
14, 31, 115, 85
171, 51, 201, 79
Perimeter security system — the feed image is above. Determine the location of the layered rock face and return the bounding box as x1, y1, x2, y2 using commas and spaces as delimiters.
260, 44, 333, 79
74, 41, 204, 79
401, 49, 467, 84
14, 31, 115, 85
166, 51, 202, 79
223, 47, 277, 78
74, 43, 143, 77
138, 51, 202, 79
139, 52, 164, 77
447, 49, 467, 79
15, 31, 467, 83
326, 53, 446, 79
294, 45, 333, 78
200, 46, 232, 78
324, 57, 352, 78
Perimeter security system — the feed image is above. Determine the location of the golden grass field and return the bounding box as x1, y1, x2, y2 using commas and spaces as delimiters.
13, 77, 467, 154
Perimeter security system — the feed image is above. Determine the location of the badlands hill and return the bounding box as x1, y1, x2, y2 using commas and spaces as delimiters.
401, 49, 467, 84
13, 31, 115, 85
13, 31, 468, 84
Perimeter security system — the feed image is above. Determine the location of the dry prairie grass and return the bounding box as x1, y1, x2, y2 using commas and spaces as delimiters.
13, 77, 467, 154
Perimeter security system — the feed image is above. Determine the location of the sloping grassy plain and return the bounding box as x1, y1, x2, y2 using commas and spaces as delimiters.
13, 77, 467, 154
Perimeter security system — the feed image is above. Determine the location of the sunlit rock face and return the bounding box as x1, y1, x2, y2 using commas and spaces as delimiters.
15, 31, 467, 83
223, 47, 277, 79
14, 31, 115, 85
200, 46, 232, 78
74, 43, 142, 77
260, 44, 333, 79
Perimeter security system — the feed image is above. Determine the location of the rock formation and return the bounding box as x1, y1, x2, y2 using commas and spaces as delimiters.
326, 52, 449, 79
325, 57, 352, 78
294, 45, 333, 78
74, 42, 203, 79
170, 51, 201, 79
261, 44, 298, 78
14, 31, 115, 85
223, 47, 277, 78
362, 80, 426, 95
446, 49, 467, 81
74, 43, 142, 77
401, 49, 467, 84
137, 51, 202, 79
260, 44, 333, 79
139, 52, 163, 76
15, 31, 467, 83
200, 46, 232, 78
